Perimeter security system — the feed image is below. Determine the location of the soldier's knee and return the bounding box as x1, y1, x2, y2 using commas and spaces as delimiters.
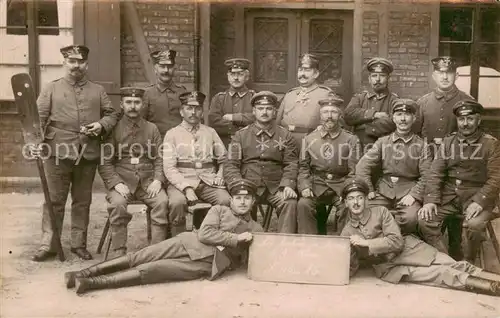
215, 191, 231, 206
168, 194, 187, 210
463, 218, 488, 232
297, 198, 314, 216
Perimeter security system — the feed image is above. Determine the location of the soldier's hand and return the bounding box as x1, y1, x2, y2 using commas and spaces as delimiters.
398, 194, 415, 207
212, 176, 225, 187
465, 202, 483, 221
146, 180, 162, 198
85, 122, 103, 136
350, 235, 368, 247
237, 232, 253, 242
185, 187, 199, 202
374, 112, 389, 120
301, 188, 314, 198
114, 183, 131, 199
418, 203, 438, 221
27, 143, 43, 159
222, 114, 233, 121
367, 192, 377, 200
282, 186, 298, 200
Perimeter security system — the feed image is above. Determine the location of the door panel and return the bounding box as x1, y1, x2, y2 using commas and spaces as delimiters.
73, 0, 121, 108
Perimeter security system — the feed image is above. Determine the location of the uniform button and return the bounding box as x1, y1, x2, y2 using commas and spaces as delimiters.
440, 118, 443, 121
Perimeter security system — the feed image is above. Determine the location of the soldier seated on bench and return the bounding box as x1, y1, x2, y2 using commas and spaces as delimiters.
163, 91, 231, 236
64, 179, 263, 295
99, 87, 168, 259
341, 178, 500, 297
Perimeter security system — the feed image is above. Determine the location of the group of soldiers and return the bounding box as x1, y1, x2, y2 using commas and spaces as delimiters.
27, 44, 500, 296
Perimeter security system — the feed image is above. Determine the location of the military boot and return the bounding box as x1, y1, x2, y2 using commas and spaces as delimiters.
464, 276, 500, 297
75, 269, 142, 294
474, 270, 500, 282
64, 255, 130, 288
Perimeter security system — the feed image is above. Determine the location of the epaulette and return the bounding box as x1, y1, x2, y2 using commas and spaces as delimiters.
318, 85, 333, 91
390, 92, 399, 97
483, 133, 498, 141
248, 89, 256, 94
446, 132, 457, 137
52, 78, 63, 83
285, 86, 301, 94
146, 83, 155, 87
341, 128, 354, 136
174, 83, 187, 90
215, 91, 226, 97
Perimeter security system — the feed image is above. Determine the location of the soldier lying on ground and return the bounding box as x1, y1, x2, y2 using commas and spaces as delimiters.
341, 178, 500, 297
64, 179, 263, 295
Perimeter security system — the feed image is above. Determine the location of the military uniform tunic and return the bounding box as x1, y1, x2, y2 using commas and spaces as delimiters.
142, 81, 187, 138
276, 84, 333, 147
36, 75, 119, 251
344, 90, 398, 149
224, 123, 299, 233
128, 205, 263, 284
208, 87, 255, 146
356, 133, 432, 233
341, 206, 483, 288
297, 128, 361, 234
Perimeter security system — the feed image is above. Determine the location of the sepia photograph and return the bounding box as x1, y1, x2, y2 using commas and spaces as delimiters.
0, 0, 499, 317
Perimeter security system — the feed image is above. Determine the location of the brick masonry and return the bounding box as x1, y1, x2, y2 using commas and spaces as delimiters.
361, 11, 379, 90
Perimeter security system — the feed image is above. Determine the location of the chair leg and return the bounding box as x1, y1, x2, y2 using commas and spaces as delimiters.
487, 221, 500, 265
97, 218, 111, 254
146, 207, 152, 245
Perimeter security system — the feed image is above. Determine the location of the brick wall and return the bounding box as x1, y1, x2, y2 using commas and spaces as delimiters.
120, 1, 195, 88
387, 10, 431, 99
361, 11, 379, 90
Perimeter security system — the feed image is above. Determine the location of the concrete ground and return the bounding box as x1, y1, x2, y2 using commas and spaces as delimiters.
1, 193, 500, 318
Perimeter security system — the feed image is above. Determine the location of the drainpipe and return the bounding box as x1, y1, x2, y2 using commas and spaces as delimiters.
193, 2, 201, 91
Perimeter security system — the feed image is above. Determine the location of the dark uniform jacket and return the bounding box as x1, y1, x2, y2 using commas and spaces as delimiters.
344, 90, 398, 139
414, 86, 473, 143
224, 123, 299, 194
208, 87, 256, 143
298, 127, 360, 196
142, 81, 187, 137
356, 133, 432, 201
98, 116, 165, 193
341, 206, 439, 283
424, 130, 500, 209
37, 75, 119, 160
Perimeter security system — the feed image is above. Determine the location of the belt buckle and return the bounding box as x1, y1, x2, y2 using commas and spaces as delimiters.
455, 179, 462, 185
194, 162, 202, 169
390, 177, 399, 183
130, 157, 139, 165
434, 138, 443, 145
326, 173, 333, 180
288, 125, 296, 132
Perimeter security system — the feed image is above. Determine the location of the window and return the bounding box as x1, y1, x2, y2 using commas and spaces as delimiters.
7, 0, 59, 36
439, 4, 500, 108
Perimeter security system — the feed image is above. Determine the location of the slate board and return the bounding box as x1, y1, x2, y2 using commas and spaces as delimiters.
248, 233, 351, 285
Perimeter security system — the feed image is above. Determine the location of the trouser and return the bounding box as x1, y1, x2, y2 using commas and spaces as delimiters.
297, 190, 344, 234
40, 157, 97, 252
257, 189, 298, 233
368, 194, 419, 234
167, 182, 231, 235
418, 197, 493, 261
128, 235, 212, 284
402, 251, 482, 289
106, 187, 169, 251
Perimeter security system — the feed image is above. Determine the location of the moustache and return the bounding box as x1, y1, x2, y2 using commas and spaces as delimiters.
299, 76, 308, 80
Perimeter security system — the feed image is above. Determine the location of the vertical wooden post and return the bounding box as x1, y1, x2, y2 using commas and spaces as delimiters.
352, 0, 364, 92
27, 1, 39, 95
470, 4, 481, 100
199, 2, 211, 124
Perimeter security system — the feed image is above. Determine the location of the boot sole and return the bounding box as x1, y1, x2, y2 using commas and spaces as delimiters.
74, 278, 87, 295
64, 272, 76, 289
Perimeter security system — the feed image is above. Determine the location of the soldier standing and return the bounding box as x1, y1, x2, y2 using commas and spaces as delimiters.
32, 45, 119, 261
356, 99, 431, 234
344, 57, 398, 151
98, 87, 168, 257
163, 91, 231, 236
225, 91, 299, 233
276, 53, 334, 148
297, 96, 360, 234
418, 100, 500, 263
142, 49, 187, 138
208, 58, 256, 146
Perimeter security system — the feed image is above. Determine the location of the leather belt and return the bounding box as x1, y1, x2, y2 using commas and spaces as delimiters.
177, 162, 214, 169
312, 169, 345, 181
383, 175, 418, 183
448, 178, 482, 188
49, 121, 84, 134
287, 125, 314, 134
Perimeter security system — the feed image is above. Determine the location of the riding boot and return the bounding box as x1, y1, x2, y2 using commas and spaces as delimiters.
464, 276, 500, 297
75, 269, 142, 294
465, 231, 484, 263
64, 255, 130, 288
474, 270, 500, 282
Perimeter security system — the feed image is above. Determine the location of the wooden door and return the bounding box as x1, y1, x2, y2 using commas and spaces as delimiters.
73, 0, 121, 107
246, 9, 353, 99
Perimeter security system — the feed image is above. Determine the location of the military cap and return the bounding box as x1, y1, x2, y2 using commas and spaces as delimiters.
225, 58, 251, 72
250, 91, 279, 107
452, 100, 484, 117
229, 179, 257, 196
60, 45, 89, 60
341, 178, 370, 198
318, 95, 345, 109
179, 91, 206, 106
391, 98, 417, 114
120, 87, 145, 98
150, 49, 177, 65
298, 53, 320, 69
366, 57, 394, 74
431, 56, 457, 72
